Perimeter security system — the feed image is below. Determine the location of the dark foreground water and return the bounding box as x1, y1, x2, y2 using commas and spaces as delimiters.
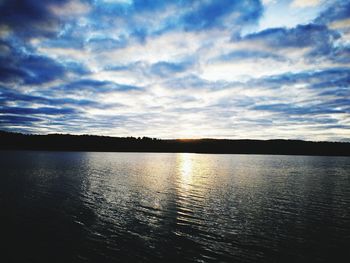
1, 151, 349, 263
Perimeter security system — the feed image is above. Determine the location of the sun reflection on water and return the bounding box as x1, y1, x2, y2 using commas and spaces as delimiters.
177, 153, 194, 190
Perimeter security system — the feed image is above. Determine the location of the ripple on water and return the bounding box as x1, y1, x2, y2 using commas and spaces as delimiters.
0, 152, 349, 263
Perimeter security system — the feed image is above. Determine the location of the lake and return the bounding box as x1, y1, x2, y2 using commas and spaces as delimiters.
1, 151, 349, 262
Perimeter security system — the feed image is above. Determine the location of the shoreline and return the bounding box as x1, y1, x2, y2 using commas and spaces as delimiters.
1, 131, 349, 157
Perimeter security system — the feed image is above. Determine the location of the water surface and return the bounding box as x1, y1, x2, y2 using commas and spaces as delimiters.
1, 151, 349, 262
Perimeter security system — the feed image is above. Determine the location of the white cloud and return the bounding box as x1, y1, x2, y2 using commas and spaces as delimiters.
291, 0, 321, 8
50, 0, 92, 16
262, 0, 277, 5
329, 18, 350, 30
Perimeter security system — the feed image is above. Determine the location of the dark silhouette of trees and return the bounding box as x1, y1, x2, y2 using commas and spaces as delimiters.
0, 131, 349, 156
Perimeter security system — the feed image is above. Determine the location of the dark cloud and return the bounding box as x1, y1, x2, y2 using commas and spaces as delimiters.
315, 0, 350, 24
0, 106, 78, 115
0, 1, 90, 85
319, 88, 350, 97
181, 0, 262, 31
0, 0, 69, 38
0, 115, 42, 124
242, 24, 340, 51
0, 65, 28, 83
54, 79, 143, 94
250, 68, 350, 89
0, 38, 89, 84
326, 46, 350, 64
321, 98, 350, 111
0, 52, 80, 84
151, 61, 192, 77
252, 103, 347, 115
235, 3, 350, 65
17, 55, 65, 84
0, 87, 110, 109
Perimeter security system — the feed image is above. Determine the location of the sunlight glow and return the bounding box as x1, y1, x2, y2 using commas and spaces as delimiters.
177, 153, 193, 190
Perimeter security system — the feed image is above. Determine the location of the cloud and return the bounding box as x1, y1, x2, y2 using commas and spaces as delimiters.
180, 0, 263, 31
236, 23, 348, 66
55, 79, 143, 94
49, 0, 92, 17
255, 68, 350, 89
291, 0, 320, 8
329, 18, 350, 30
215, 49, 285, 62
0, 1, 349, 140
252, 103, 346, 115
315, 0, 350, 24
0, 56, 64, 84
0, 0, 70, 38
0, 115, 42, 125
0, 44, 88, 84
242, 24, 339, 49
150, 61, 193, 77
262, 0, 277, 5
0, 87, 117, 110
87, 0, 263, 43
87, 36, 127, 51
0, 106, 78, 115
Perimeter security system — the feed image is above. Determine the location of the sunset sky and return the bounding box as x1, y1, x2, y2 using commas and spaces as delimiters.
0, 0, 349, 140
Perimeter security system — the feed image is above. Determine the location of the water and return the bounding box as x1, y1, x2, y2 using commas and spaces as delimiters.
1, 151, 349, 263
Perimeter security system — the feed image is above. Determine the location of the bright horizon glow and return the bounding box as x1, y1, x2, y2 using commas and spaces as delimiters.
0, 0, 349, 141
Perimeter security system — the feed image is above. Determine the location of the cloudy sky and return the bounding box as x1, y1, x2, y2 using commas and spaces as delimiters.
0, 0, 349, 140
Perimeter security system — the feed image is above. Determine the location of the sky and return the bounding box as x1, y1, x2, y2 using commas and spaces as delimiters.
0, 0, 349, 140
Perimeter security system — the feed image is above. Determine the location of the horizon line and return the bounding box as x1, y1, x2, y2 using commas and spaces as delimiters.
1, 130, 349, 144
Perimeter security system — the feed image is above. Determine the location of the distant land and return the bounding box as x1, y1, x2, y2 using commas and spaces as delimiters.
0, 131, 349, 156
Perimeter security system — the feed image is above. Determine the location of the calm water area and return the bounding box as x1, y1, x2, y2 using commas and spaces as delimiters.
1, 151, 349, 262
